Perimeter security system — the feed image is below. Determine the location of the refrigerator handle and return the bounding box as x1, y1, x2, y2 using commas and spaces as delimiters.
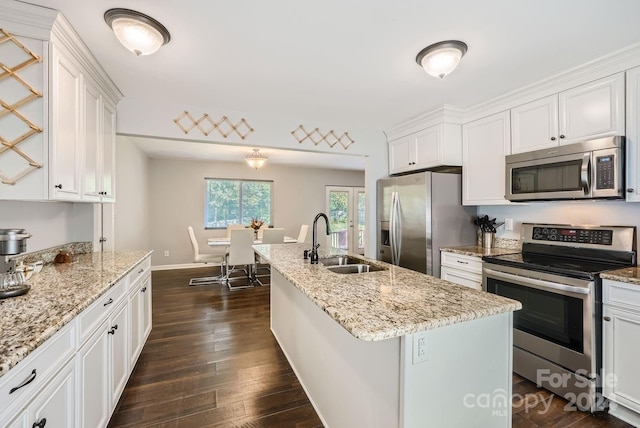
394, 192, 402, 265
389, 191, 397, 265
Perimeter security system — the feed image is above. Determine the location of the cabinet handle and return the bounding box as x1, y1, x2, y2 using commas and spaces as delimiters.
604, 316, 611, 321
32, 418, 46, 428
141, 286, 147, 293
550, 136, 556, 141
54, 184, 62, 189
456, 260, 469, 264
559, 135, 565, 139
103, 297, 114, 307
627, 188, 635, 193
138, 268, 144, 274
108, 324, 118, 335
9, 369, 37, 394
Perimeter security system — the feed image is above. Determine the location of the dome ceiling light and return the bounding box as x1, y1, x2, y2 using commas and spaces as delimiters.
415, 40, 468, 79
245, 149, 268, 169
104, 8, 171, 56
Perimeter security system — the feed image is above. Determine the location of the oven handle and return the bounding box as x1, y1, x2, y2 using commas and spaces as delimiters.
484, 268, 591, 295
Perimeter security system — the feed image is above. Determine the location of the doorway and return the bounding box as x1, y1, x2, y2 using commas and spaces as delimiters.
325, 186, 365, 254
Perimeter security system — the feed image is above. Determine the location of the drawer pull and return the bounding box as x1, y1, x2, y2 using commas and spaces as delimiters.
456, 260, 469, 264
138, 268, 144, 274
604, 316, 611, 322
9, 369, 37, 394
103, 298, 114, 307
32, 418, 47, 428
141, 286, 147, 293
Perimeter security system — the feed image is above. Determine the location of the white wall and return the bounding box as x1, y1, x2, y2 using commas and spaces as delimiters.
0, 201, 93, 251
479, 201, 640, 242
114, 137, 150, 251
147, 157, 365, 267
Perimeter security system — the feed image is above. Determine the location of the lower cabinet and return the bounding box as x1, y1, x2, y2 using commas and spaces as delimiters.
603, 279, 640, 426
78, 318, 110, 428
129, 275, 152, 368
440, 251, 483, 290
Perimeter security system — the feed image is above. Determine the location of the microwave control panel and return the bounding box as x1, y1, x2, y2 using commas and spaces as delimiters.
532, 227, 613, 245
595, 155, 615, 189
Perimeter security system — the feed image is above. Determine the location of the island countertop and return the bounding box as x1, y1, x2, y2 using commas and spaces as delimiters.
253, 243, 521, 342
0, 250, 152, 378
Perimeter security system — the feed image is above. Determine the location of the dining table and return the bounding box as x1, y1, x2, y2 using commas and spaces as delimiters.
207, 236, 298, 247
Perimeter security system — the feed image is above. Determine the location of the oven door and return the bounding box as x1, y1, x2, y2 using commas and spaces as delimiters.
506, 152, 591, 201
483, 264, 595, 375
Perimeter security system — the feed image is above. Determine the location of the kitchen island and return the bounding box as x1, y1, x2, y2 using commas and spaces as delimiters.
253, 243, 521, 428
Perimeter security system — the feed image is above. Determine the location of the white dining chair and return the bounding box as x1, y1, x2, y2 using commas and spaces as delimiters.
225, 228, 256, 290
226, 223, 245, 238
187, 226, 225, 286
254, 228, 285, 286
297, 224, 309, 243
256, 223, 269, 240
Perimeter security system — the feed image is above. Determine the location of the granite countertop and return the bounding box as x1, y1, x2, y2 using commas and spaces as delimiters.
440, 245, 521, 258
0, 250, 152, 378
253, 243, 521, 342
601, 266, 640, 285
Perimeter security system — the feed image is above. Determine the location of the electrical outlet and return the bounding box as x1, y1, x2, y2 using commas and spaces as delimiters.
413, 332, 429, 364
164, 250, 170, 257
505, 218, 513, 231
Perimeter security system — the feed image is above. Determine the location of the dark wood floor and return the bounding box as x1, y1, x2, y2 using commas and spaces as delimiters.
108, 268, 633, 428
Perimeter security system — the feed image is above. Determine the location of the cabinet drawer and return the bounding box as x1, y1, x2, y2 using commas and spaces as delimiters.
0, 322, 75, 419
441, 266, 482, 290
77, 279, 126, 342
441, 252, 482, 274
128, 257, 151, 289
603, 279, 640, 311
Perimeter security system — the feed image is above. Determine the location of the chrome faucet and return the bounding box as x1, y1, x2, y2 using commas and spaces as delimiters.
309, 212, 330, 264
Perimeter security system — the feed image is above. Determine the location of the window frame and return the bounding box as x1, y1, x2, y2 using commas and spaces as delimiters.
204, 177, 274, 230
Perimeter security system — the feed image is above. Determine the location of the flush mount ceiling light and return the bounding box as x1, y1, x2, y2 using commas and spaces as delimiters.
245, 149, 268, 169
104, 8, 170, 56
415, 40, 468, 79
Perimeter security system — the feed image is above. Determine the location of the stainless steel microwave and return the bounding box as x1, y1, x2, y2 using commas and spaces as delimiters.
505, 136, 625, 201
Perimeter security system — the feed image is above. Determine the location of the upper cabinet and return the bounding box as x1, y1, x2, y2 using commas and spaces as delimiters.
626, 66, 640, 202
462, 111, 511, 206
0, 2, 122, 202
388, 123, 462, 175
511, 73, 625, 154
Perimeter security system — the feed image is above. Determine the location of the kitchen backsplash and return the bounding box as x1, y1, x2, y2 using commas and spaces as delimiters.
14, 242, 93, 265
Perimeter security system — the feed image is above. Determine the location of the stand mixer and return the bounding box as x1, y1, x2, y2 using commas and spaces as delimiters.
0, 229, 32, 299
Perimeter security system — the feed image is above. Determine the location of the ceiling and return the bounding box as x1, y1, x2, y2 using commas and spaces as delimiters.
20, 0, 640, 170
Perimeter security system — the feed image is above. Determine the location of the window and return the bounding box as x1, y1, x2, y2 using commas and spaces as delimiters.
204, 178, 273, 229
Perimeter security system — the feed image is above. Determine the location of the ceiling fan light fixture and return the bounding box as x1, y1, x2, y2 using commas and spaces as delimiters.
104, 8, 170, 56
245, 149, 268, 169
415, 40, 467, 79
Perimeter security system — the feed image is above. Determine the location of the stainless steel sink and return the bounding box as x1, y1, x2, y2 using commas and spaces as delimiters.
320, 256, 364, 266
325, 263, 386, 274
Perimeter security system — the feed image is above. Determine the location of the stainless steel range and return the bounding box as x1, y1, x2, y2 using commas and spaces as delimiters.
483, 223, 636, 412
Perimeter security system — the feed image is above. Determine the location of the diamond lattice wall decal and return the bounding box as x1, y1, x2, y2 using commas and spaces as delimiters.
291, 125, 355, 150
173, 111, 254, 140
0, 29, 43, 185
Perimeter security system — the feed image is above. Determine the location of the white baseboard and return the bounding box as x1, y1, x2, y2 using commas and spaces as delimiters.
152, 263, 220, 271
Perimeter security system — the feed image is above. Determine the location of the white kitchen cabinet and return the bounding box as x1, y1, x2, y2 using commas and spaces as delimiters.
129, 275, 152, 367
440, 251, 482, 290
558, 73, 624, 145
388, 123, 461, 175
100, 99, 117, 202
511, 74, 625, 154
625, 66, 640, 202
462, 111, 511, 206
602, 279, 640, 426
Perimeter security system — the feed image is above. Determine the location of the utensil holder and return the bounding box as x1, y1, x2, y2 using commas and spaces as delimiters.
482, 232, 495, 249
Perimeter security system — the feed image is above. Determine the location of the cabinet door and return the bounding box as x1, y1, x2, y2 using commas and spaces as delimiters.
128, 284, 143, 367
511, 95, 559, 153
101, 99, 116, 202
388, 137, 413, 174
462, 111, 511, 205
413, 127, 441, 169
83, 79, 101, 201
603, 305, 640, 412
110, 300, 129, 408
558, 73, 625, 145
29, 361, 75, 428
50, 47, 82, 200
78, 321, 110, 428
626, 66, 640, 202
142, 279, 153, 341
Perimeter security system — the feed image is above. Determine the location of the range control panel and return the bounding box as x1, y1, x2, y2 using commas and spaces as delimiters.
532, 226, 613, 245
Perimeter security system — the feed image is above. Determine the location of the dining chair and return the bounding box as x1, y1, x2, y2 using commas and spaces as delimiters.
297, 224, 309, 243
254, 228, 285, 286
187, 226, 225, 286
226, 223, 245, 238
225, 228, 256, 290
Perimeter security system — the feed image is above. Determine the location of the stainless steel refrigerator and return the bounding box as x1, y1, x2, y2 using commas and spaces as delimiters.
377, 171, 477, 277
